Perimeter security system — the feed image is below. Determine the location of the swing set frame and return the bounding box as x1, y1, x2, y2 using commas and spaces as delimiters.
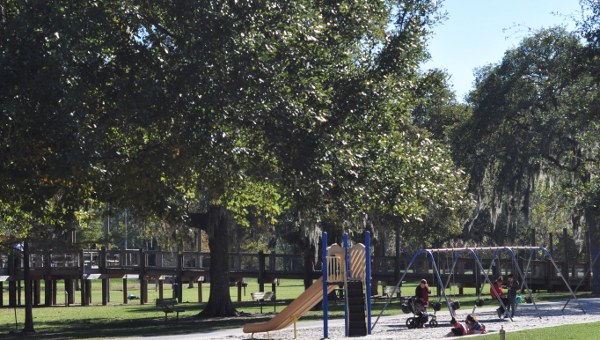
562, 250, 600, 311
372, 245, 585, 332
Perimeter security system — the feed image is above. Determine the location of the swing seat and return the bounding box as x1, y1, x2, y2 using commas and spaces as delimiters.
401, 303, 412, 314
516, 296, 523, 304
475, 299, 485, 307
451, 301, 460, 310
431, 302, 442, 311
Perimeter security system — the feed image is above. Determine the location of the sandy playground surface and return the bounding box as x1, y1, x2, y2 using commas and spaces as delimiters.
140, 298, 600, 340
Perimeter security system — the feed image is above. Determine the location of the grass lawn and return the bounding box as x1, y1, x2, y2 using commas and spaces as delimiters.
480, 321, 600, 339
0, 278, 595, 339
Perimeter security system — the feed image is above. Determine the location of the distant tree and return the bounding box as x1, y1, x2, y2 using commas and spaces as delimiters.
579, 0, 600, 49
411, 69, 471, 142
457, 27, 600, 292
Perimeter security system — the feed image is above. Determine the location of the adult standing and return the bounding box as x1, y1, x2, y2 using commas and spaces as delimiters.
415, 279, 431, 307
505, 274, 520, 317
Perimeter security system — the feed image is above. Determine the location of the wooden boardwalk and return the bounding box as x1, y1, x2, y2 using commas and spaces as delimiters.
0, 249, 592, 307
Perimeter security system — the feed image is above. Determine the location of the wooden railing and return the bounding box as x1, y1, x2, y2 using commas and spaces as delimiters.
0, 250, 592, 287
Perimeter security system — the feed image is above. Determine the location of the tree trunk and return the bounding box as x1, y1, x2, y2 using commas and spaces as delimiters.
197, 205, 238, 317
303, 244, 313, 290
584, 206, 600, 294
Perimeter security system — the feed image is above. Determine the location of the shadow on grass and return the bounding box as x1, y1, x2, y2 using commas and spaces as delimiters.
0, 314, 271, 339
0, 302, 348, 339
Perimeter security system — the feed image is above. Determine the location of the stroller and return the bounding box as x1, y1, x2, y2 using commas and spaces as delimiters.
401, 296, 440, 329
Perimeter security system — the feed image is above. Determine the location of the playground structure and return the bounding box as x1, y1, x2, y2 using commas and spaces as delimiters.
373, 245, 586, 331
243, 232, 373, 339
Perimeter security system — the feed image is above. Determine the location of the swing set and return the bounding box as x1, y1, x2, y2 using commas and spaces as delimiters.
562, 250, 600, 311
372, 245, 586, 331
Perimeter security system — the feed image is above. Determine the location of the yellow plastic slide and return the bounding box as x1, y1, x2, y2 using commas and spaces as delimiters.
242, 277, 338, 336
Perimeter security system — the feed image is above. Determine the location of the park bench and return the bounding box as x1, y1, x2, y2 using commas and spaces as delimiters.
374, 286, 400, 300
250, 291, 275, 313
384, 286, 399, 298
156, 298, 185, 321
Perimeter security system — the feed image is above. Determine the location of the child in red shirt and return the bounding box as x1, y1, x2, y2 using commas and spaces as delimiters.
449, 317, 466, 336
490, 276, 508, 318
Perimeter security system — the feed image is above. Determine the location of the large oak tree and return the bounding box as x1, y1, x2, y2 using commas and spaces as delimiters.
2, 0, 470, 321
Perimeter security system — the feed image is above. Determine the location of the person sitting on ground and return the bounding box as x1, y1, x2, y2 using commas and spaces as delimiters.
415, 279, 431, 308
465, 314, 486, 334
449, 317, 466, 336
505, 273, 519, 318
490, 276, 508, 318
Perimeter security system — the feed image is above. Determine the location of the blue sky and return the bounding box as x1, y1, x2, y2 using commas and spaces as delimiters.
423, 0, 584, 101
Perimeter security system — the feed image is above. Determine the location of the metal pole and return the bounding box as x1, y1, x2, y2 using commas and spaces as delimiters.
563, 251, 600, 310
486, 247, 510, 318
373, 249, 425, 330
471, 249, 499, 314
427, 250, 454, 318
365, 231, 372, 335
519, 249, 538, 311
510, 248, 538, 316
322, 232, 328, 339
343, 233, 349, 337
536, 246, 585, 314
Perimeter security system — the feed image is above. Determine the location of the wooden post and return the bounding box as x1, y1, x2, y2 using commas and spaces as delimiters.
237, 280, 242, 302
563, 228, 569, 281
52, 279, 58, 305
139, 249, 147, 304
8, 254, 16, 307
272, 280, 277, 312
123, 277, 128, 304
197, 280, 203, 302
102, 278, 108, 305
100, 247, 108, 305
80, 279, 88, 306
177, 252, 184, 303
395, 225, 401, 285
33, 280, 40, 305
586, 230, 592, 291
66, 279, 74, 305
44, 279, 53, 306
546, 233, 554, 292
159, 279, 164, 300
17, 279, 22, 306
79, 249, 87, 306
86, 280, 92, 304
0, 282, 3, 306
258, 251, 265, 292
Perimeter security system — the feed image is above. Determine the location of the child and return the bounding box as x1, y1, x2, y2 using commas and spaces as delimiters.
449, 317, 466, 336
490, 276, 508, 318
465, 314, 486, 334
